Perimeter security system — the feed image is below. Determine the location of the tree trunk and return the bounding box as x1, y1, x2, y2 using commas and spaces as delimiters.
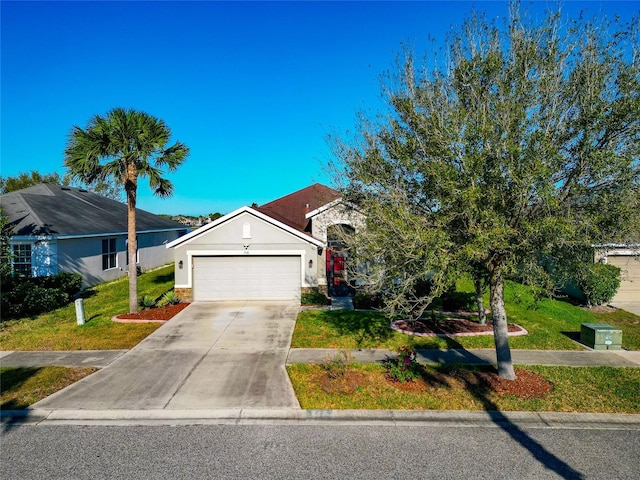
488, 265, 516, 380
126, 170, 138, 314
474, 275, 486, 325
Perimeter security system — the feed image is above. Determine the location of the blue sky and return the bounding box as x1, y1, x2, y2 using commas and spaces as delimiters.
2, 1, 637, 215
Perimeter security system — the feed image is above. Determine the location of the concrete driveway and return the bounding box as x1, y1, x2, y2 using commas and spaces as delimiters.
611, 302, 640, 316
34, 301, 301, 410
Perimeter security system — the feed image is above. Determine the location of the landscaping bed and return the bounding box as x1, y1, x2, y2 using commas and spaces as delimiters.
113, 302, 190, 322
391, 316, 527, 337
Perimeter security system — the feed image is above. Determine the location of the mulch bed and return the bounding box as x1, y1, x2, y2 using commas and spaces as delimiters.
449, 367, 554, 399
321, 371, 367, 394
391, 316, 527, 337
113, 302, 190, 323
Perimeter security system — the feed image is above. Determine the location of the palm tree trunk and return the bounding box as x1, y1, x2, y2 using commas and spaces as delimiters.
126, 171, 138, 314
488, 264, 516, 380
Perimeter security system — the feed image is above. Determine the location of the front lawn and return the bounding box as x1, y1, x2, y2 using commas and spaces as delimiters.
292, 279, 640, 350
287, 363, 640, 413
0, 265, 175, 351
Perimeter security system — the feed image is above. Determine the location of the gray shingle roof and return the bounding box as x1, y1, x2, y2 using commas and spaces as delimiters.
0, 184, 184, 237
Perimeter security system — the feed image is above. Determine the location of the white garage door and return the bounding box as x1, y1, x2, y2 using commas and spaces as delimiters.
607, 255, 640, 304
193, 256, 301, 301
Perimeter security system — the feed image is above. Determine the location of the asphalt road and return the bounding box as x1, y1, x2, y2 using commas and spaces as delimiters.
2, 424, 638, 479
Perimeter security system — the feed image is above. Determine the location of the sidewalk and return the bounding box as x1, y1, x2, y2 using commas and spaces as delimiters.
0, 349, 127, 368
3, 348, 640, 369
288, 348, 640, 367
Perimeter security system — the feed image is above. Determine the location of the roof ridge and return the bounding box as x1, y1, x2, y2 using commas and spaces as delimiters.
259, 183, 336, 207
16, 191, 46, 230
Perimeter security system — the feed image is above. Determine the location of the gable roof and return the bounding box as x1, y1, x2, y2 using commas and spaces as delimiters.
166, 206, 323, 248
1, 184, 185, 237
255, 183, 341, 233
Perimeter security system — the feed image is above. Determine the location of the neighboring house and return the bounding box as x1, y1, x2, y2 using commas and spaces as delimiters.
1, 184, 187, 287
168, 183, 365, 301
594, 245, 640, 309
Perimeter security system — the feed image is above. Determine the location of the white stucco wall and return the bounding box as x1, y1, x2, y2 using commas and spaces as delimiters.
171, 210, 320, 290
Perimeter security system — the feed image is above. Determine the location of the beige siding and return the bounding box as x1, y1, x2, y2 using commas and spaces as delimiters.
607, 255, 640, 303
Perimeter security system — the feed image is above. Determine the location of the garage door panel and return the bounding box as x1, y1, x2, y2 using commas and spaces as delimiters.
193, 256, 301, 301
607, 255, 640, 304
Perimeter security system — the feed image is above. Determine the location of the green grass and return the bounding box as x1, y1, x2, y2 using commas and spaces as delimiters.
292, 279, 640, 350
0, 366, 97, 410
0, 265, 175, 351
287, 363, 640, 413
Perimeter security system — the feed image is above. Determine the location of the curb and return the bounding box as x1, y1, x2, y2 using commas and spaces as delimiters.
2, 408, 639, 429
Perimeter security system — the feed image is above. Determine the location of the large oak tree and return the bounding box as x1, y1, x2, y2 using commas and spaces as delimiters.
331, 6, 639, 378
65, 108, 189, 313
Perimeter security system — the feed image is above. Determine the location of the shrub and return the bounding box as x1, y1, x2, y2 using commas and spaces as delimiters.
321, 350, 353, 379
33, 272, 82, 297
139, 295, 156, 310
440, 289, 476, 312
353, 292, 383, 310
301, 292, 331, 306
12, 282, 69, 317
574, 263, 621, 307
383, 346, 421, 383
1, 275, 76, 320
158, 290, 181, 307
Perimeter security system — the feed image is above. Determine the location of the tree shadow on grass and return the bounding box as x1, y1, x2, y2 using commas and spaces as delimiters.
323, 310, 394, 348
1, 367, 41, 432
151, 272, 174, 285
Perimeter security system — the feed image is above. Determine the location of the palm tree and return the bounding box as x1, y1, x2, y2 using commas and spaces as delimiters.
65, 108, 189, 313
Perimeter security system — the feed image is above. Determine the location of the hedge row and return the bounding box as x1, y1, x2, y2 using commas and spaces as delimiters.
0, 272, 82, 320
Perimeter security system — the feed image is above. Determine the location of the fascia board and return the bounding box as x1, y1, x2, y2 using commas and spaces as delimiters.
11, 227, 184, 242
305, 198, 343, 219
166, 206, 250, 248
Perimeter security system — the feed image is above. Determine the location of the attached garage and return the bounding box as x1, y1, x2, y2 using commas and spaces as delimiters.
193, 256, 301, 301
606, 255, 640, 304
167, 206, 323, 302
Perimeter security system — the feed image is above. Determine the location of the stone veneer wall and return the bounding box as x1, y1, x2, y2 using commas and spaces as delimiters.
175, 288, 193, 302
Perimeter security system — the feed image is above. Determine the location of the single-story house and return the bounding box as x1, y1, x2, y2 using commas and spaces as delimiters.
167, 183, 364, 301
1, 184, 187, 287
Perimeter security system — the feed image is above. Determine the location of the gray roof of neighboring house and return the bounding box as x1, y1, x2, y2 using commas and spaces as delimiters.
0, 184, 185, 237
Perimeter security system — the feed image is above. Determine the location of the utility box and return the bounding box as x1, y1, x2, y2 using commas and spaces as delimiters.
580, 323, 622, 350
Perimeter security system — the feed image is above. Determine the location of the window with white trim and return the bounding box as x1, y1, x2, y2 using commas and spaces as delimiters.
102, 238, 117, 270
12, 244, 32, 276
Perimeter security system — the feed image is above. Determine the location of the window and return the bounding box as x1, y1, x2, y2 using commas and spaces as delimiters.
102, 238, 117, 270
12, 244, 32, 276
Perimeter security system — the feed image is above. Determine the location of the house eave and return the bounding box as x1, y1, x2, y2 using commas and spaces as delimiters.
305, 198, 343, 219
10, 227, 185, 242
